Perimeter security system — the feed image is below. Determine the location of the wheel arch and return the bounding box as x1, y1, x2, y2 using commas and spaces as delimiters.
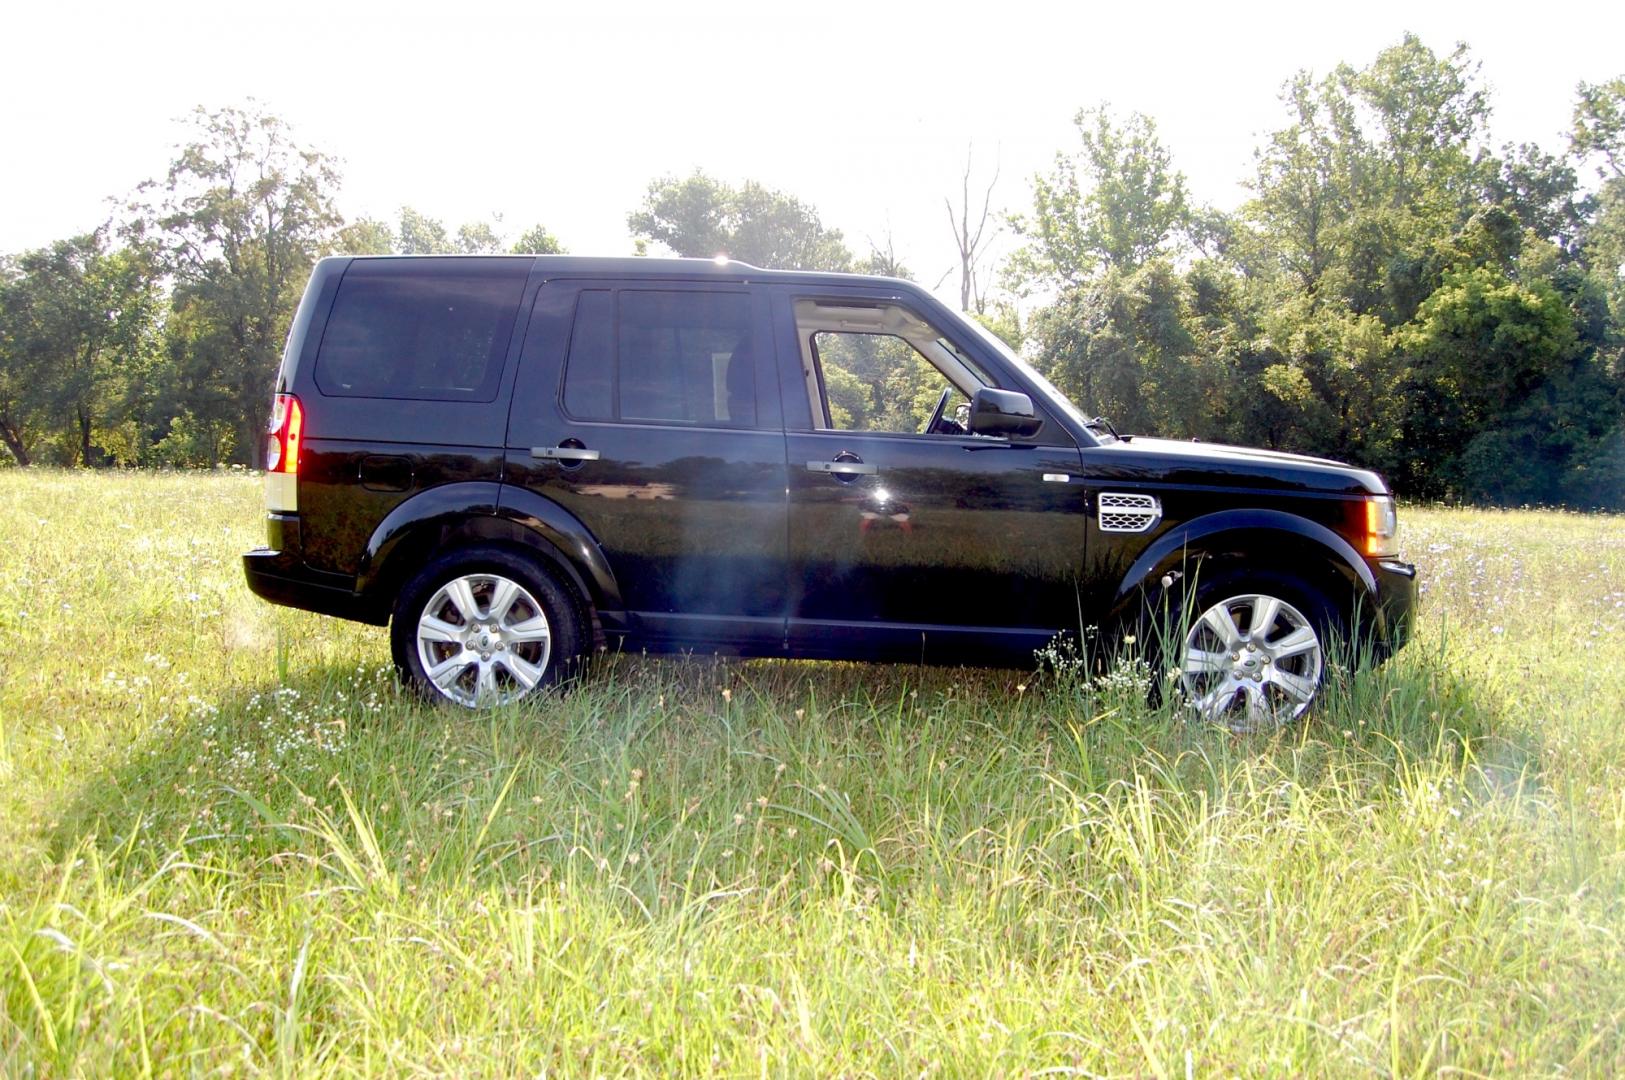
1108, 508, 1378, 632
354, 482, 622, 624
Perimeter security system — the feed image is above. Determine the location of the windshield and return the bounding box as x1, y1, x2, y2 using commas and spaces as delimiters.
958, 315, 1102, 438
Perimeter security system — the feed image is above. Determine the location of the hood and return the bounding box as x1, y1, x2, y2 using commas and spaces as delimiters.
1085, 436, 1388, 496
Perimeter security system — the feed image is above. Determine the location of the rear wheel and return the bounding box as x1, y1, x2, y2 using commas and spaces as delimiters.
1174, 572, 1338, 732
391, 547, 585, 707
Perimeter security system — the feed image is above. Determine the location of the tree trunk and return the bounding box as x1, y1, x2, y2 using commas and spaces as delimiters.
78, 406, 95, 467
238, 415, 259, 468
0, 419, 29, 466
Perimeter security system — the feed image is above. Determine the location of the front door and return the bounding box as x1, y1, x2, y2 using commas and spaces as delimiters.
772, 288, 1087, 664
505, 281, 789, 651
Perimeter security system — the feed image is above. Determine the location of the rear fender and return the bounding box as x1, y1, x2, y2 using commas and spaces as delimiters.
354, 482, 622, 620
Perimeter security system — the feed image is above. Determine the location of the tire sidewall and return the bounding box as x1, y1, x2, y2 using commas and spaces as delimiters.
390, 546, 585, 705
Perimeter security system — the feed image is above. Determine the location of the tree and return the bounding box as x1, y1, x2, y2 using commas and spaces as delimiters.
627, 172, 852, 270
1572, 78, 1625, 333
397, 206, 452, 254
1487, 143, 1583, 253
453, 221, 503, 254
511, 224, 566, 254
1244, 37, 1492, 324
130, 103, 343, 463
1572, 77, 1625, 179
1396, 266, 1583, 499
854, 232, 911, 280
0, 232, 159, 465
0, 255, 40, 464
334, 217, 395, 255
1029, 260, 1207, 437
361, 209, 526, 256
945, 144, 1000, 313
1007, 106, 1189, 292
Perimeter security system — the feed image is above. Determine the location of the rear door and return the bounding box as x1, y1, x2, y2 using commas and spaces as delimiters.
504, 279, 789, 652
771, 286, 1088, 663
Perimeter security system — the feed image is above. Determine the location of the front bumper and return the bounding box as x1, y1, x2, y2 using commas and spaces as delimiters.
1370, 557, 1419, 657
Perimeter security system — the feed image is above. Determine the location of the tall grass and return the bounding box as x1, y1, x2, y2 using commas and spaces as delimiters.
1, 472, 1621, 1075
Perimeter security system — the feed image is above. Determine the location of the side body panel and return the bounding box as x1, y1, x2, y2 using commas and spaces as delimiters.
503, 278, 791, 652
769, 284, 1088, 663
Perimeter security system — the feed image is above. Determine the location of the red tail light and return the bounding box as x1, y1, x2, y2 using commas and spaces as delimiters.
266, 393, 304, 474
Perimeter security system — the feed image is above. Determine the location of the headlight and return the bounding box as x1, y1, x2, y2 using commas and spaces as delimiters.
1365, 496, 1398, 557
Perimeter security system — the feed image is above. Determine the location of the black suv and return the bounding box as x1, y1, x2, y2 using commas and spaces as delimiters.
244, 255, 1417, 728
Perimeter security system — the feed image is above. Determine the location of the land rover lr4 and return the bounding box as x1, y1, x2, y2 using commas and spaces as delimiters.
244, 255, 1418, 729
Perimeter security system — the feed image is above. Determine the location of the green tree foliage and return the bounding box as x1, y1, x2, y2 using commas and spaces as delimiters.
627, 171, 852, 271
854, 240, 911, 280
510, 224, 566, 255
1029, 260, 1211, 437
1242, 36, 1492, 323
1573, 78, 1625, 340
1397, 266, 1619, 503
970, 303, 1025, 353
1008, 107, 1190, 292
1011, 38, 1623, 507
339, 213, 564, 257
392, 209, 509, 255
396, 206, 451, 254
454, 221, 503, 254
334, 217, 395, 256
1573, 77, 1625, 178
814, 333, 947, 433
130, 103, 343, 464
0, 233, 159, 465
3, 62, 1620, 506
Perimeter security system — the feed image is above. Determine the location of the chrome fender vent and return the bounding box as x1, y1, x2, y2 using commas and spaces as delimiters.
1099, 492, 1162, 533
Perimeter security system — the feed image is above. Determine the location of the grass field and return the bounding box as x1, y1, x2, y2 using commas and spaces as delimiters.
1, 470, 1622, 1077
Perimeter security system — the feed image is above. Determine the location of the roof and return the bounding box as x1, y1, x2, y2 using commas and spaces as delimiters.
339, 253, 916, 291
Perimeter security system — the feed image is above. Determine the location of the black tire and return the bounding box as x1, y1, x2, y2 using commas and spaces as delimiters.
390, 545, 586, 707
1161, 567, 1343, 731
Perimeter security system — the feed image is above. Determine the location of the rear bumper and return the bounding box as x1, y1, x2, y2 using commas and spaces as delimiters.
243, 514, 386, 625
1370, 557, 1418, 658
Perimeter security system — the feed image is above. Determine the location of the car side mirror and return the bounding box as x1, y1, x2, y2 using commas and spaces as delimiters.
967, 387, 1043, 439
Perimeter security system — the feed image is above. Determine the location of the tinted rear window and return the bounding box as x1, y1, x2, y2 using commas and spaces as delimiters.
314, 259, 529, 401
561, 289, 755, 427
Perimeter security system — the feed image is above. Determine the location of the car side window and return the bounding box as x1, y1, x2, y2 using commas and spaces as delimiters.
561, 289, 756, 427
314, 259, 528, 401
813, 332, 963, 434
794, 298, 990, 435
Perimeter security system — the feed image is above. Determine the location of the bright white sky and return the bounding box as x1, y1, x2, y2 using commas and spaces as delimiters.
5, 0, 1622, 303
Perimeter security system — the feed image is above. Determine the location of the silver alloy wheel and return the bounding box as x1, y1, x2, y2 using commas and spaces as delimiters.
414, 573, 552, 707
1178, 593, 1323, 731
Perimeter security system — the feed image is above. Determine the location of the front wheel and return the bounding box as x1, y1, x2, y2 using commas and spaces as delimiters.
391, 547, 585, 708
1174, 574, 1338, 732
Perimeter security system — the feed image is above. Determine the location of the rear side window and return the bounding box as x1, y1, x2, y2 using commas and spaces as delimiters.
315, 259, 529, 401
562, 289, 756, 427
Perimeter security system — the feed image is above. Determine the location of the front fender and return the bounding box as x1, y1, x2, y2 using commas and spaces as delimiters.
1110, 507, 1378, 614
